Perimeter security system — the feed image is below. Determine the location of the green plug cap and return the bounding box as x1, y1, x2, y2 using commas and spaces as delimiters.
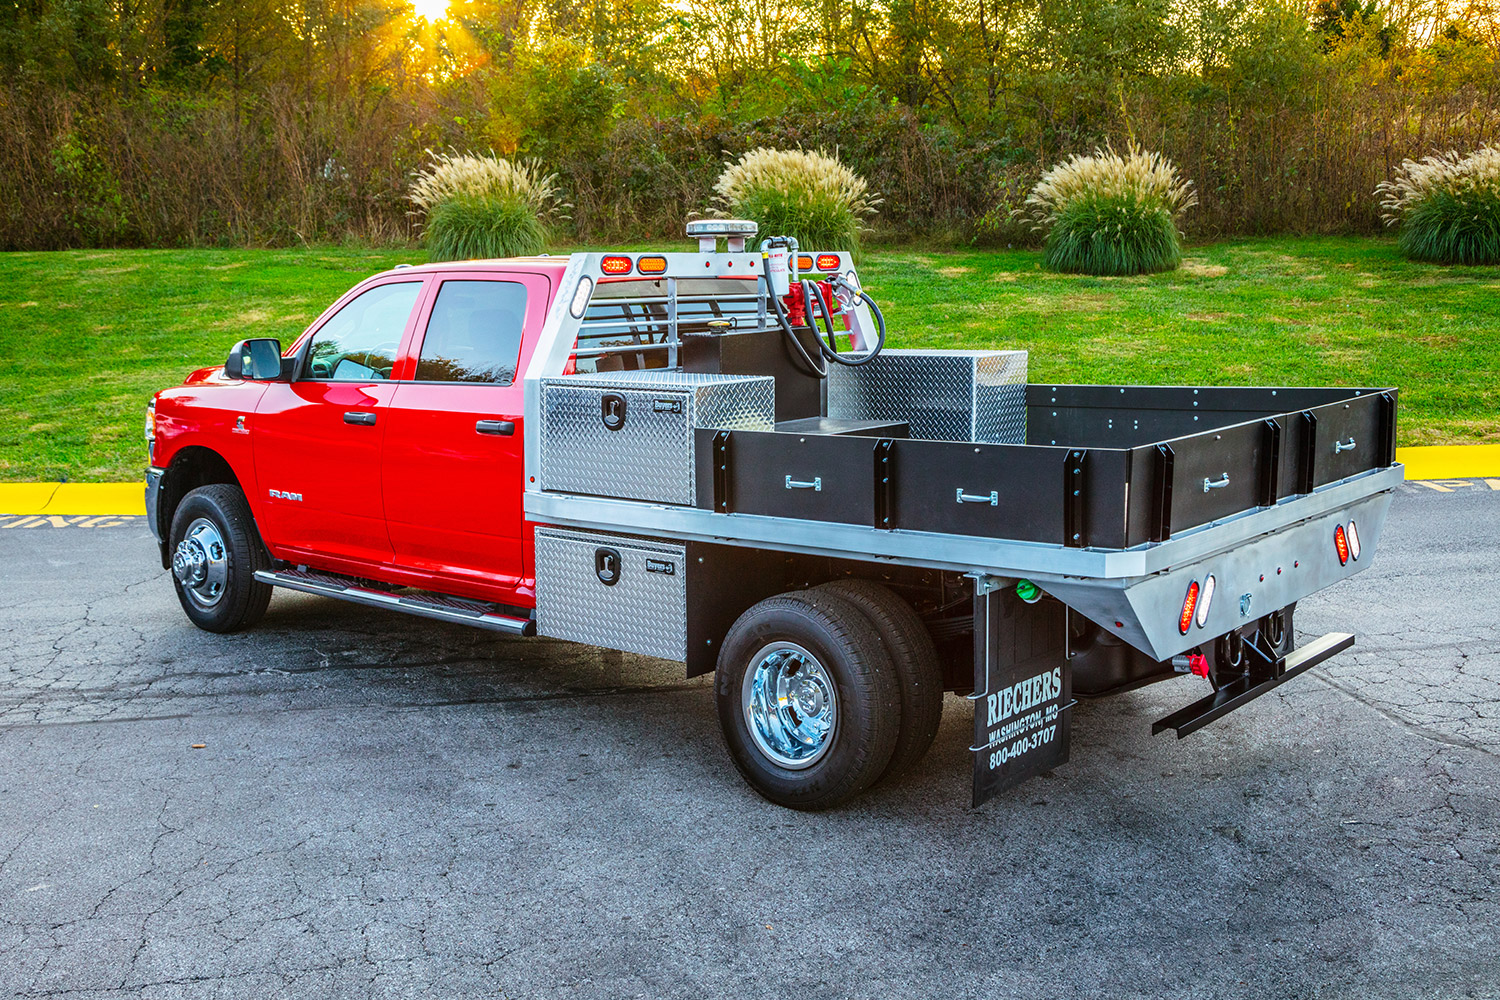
1015, 579, 1041, 604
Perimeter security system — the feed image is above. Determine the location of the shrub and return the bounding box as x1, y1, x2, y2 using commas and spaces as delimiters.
409, 151, 566, 261
1376, 147, 1500, 265
1020, 146, 1198, 276
713, 147, 879, 254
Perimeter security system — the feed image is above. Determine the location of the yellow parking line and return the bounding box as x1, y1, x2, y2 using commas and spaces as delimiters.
0, 483, 144, 516
0, 445, 1497, 517
1395, 445, 1500, 480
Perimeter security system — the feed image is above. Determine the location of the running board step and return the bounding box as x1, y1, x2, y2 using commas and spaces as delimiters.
1152, 631, 1354, 739
254, 568, 536, 636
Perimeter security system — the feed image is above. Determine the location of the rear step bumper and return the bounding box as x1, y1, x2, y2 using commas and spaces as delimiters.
254, 568, 536, 636
1152, 631, 1353, 738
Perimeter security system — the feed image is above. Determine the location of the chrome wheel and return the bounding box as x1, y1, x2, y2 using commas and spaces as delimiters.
172, 516, 229, 608
742, 642, 838, 770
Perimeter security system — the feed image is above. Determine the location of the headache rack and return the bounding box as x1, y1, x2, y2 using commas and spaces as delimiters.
572, 276, 777, 372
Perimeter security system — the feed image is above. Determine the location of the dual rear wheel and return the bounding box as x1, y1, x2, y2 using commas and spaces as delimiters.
714, 581, 945, 810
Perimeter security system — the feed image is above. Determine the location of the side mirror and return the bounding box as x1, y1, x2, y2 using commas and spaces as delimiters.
224, 338, 284, 380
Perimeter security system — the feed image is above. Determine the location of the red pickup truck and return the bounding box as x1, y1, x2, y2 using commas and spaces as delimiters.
148, 260, 556, 627
147, 226, 1399, 809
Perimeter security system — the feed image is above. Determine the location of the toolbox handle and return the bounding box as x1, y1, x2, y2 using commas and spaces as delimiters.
956, 489, 999, 506
1334, 436, 1356, 454
1202, 473, 1231, 493
784, 476, 823, 492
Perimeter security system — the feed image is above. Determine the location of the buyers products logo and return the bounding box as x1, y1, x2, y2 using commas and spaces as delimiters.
985, 667, 1062, 728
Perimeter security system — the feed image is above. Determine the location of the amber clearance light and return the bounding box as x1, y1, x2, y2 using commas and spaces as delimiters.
636, 256, 668, 274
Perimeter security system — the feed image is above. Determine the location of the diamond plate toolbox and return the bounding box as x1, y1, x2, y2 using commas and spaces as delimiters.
534, 528, 687, 661
539, 371, 775, 504
827, 349, 1028, 443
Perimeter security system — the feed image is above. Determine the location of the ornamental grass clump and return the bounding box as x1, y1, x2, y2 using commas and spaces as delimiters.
714, 148, 879, 255
409, 151, 567, 261
1021, 146, 1198, 276
1376, 147, 1500, 265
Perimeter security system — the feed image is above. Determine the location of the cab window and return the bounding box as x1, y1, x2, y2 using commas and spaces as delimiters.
414, 280, 528, 384
303, 281, 423, 381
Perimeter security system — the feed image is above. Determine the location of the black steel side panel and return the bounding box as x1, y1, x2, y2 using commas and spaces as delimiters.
692, 385, 1398, 550
890, 439, 1072, 543
702, 429, 877, 525
1026, 385, 1391, 450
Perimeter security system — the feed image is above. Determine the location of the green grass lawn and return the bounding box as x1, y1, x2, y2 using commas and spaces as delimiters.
1, 237, 1496, 482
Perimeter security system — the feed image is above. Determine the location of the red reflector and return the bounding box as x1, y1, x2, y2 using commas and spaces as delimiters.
601, 256, 632, 275
816, 254, 841, 271
636, 256, 667, 274
796, 255, 814, 272
1334, 524, 1350, 565
1179, 580, 1200, 635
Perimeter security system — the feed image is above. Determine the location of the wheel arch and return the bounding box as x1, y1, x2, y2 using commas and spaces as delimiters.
155, 446, 255, 568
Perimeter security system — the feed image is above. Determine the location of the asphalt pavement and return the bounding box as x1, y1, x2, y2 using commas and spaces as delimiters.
0, 480, 1497, 999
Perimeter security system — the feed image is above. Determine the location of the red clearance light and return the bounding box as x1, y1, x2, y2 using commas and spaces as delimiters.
1179, 580, 1200, 635
636, 256, 667, 274
601, 256, 632, 275
816, 254, 841, 271
1334, 524, 1350, 565
796, 255, 814, 272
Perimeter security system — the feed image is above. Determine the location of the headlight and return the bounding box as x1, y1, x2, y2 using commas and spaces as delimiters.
145, 399, 155, 442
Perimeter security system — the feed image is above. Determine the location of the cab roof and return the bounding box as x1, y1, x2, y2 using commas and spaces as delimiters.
372, 256, 573, 280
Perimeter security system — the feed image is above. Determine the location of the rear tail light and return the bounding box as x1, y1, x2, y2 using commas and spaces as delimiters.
636, 256, 667, 274
1196, 574, 1215, 628
815, 254, 841, 271
600, 256, 632, 275
1179, 580, 1200, 635
1346, 520, 1361, 560
1334, 524, 1350, 565
796, 255, 814, 272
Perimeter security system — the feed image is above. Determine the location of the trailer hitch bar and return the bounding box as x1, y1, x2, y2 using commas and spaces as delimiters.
1151, 631, 1354, 739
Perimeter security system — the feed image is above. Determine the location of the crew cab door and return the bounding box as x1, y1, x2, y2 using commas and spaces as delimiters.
253, 277, 428, 566
380, 272, 550, 604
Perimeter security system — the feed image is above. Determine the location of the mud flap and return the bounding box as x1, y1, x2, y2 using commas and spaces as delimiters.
971, 586, 1072, 807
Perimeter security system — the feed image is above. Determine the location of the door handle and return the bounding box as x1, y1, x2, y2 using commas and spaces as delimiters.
343, 411, 377, 426
476, 419, 516, 436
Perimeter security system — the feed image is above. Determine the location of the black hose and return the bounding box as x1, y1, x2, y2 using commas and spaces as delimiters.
762, 252, 827, 378
812, 276, 886, 366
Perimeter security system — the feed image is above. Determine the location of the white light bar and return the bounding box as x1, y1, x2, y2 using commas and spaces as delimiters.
685, 218, 759, 252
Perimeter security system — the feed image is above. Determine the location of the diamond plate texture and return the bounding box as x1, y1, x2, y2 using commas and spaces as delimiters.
539, 371, 774, 504
827, 349, 1028, 443
534, 528, 687, 661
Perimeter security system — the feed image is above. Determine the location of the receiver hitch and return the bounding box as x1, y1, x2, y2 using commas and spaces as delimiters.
1152, 631, 1354, 738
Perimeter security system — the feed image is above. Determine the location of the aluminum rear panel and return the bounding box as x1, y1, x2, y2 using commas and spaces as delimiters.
534, 528, 687, 661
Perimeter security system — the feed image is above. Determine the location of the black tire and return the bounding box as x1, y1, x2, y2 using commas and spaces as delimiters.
168, 484, 273, 634
818, 579, 945, 778
715, 590, 901, 810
